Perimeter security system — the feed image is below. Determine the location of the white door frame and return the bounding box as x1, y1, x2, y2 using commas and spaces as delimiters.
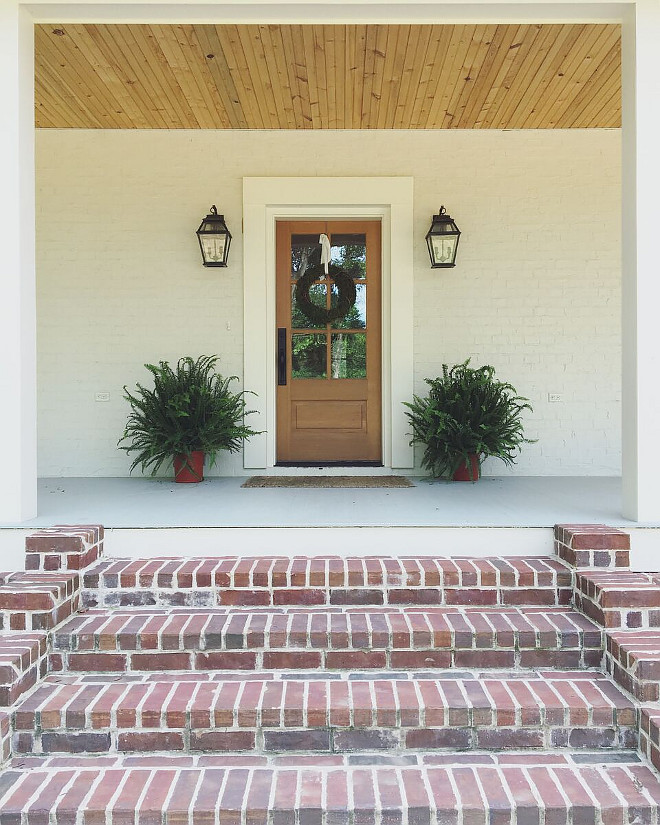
243, 176, 414, 470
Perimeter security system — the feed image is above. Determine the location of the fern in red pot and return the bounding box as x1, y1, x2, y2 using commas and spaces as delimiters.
118, 355, 260, 482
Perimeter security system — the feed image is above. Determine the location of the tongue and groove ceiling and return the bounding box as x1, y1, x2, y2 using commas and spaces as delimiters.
34, 23, 621, 130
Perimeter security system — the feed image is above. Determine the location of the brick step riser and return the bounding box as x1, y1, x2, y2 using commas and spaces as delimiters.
0, 665, 46, 707
0, 715, 9, 764
641, 709, 660, 773
83, 587, 573, 610
575, 593, 660, 630
12, 724, 638, 756
607, 657, 659, 702
50, 647, 605, 673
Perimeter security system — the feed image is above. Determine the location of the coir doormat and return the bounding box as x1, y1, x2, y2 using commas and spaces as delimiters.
242, 476, 414, 489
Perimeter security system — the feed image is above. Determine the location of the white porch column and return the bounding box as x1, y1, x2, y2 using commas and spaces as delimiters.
0, 2, 36, 522
621, 0, 660, 521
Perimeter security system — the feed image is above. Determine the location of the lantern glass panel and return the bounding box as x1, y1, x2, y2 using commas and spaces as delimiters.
200, 234, 227, 265
430, 235, 458, 266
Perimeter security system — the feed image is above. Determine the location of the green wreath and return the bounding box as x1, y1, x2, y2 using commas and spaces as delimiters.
295, 262, 357, 326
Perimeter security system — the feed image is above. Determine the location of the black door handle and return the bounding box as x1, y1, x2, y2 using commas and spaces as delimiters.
277, 328, 287, 386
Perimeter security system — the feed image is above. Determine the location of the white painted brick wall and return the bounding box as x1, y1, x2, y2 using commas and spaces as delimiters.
36, 128, 621, 477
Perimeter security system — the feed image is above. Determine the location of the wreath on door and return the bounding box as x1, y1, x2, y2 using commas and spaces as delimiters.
295, 263, 357, 326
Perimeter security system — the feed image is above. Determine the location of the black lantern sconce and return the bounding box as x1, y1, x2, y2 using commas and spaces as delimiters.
196, 205, 232, 267
426, 206, 461, 268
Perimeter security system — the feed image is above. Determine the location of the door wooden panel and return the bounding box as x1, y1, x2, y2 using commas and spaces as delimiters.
276, 220, 382, 464
295, 401, 365, 430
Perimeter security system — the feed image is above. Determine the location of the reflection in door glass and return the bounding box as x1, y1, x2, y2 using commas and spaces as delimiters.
330, 234, 367, 280
292, 284, 326, 329
331, 333, 366, 379
292, 334, 327, 379
331, 283, 366, 329
291, 235, 324, 280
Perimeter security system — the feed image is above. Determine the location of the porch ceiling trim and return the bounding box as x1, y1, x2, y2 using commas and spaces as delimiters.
24, 3, 630, 26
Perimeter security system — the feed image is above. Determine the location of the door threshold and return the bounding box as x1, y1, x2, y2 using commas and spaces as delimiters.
275, 461, 384, 468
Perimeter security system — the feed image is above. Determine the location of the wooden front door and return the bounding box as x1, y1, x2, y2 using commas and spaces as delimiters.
276, 220, 382, 464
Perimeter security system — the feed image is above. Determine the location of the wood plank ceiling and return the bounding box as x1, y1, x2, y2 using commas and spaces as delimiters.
35, 23, 621, 130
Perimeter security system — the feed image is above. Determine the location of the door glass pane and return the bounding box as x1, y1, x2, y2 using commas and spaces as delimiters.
331, 333, 367, 379
292, 284, 326, 329
331, 283, 366, 330
291, 234, 324, 280
292, 334, 327, 379
330, 233, 367, 280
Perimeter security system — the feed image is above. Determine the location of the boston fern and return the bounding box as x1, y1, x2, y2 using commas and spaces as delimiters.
404, 360, 534, 479
118, 355, 260, 475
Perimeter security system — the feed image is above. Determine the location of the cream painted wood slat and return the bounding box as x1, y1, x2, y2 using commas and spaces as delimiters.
35, 23, 621, 130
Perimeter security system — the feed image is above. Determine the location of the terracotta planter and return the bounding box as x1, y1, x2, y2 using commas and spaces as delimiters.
173, 451, 205, 483
452, 454, 480, 482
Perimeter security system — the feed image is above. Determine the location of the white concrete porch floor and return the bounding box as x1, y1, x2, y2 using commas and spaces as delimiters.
2, 476, 660, 572
0, 475, 638, 529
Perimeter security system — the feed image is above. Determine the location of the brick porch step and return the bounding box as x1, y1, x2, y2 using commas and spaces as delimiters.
0, 757, 659, 824
51, 606, 603, 673
82, 555, 573, 608
11, 671, 636, 755
0, 634, 48, 707
607, 630, 660, 701
0, 572, 79, 631
575, 570, 660, 629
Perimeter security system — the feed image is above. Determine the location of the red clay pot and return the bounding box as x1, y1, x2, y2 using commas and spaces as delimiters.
173, 451, 205, 483
452, 454, 480, 482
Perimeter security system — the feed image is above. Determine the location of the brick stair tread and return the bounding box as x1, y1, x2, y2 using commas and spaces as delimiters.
11, 671, 636, 755
54, 605, 602, 647
0, 573, 79, 609
51, 606, 603, 672
1, 759, 659, 824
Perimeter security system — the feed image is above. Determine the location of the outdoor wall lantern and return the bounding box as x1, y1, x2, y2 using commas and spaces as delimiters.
426, 206, 461, 268
196, 205, 232, 267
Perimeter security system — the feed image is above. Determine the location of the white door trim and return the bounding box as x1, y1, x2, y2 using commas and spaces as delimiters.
243, 176, 414, 470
